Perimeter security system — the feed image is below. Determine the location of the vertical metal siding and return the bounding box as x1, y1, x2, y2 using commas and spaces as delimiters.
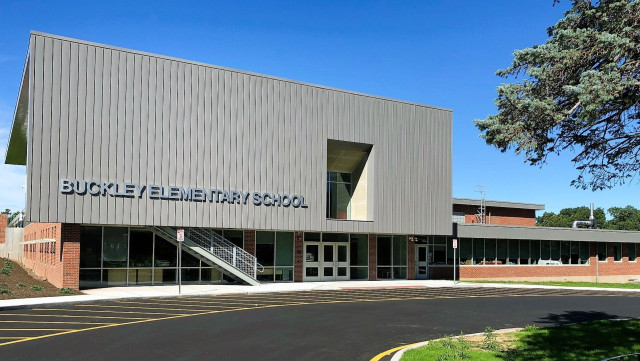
27, 33, 452, 235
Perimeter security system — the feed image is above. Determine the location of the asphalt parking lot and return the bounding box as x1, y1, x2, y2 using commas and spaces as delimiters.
1, 286, 639, 360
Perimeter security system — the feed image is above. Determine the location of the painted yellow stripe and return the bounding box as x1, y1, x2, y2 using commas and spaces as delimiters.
369, 341, 426, 361
0, 320, 112, 325
32, 308, 183, 316
115, 300, 235, 308
0, 313, 150, 320
75, 304, 223, 313
0, 337, 27, 339
0, 328, 74, 331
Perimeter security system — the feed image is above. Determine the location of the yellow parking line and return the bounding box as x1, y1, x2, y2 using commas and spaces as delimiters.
0, 337, 27, 339
0, 328, 74, 331
32, 308, 183, 316
75, 304, 223, 313
0, 313, 150, 320
0, 320, 112, 325
369, 341, 426, 361
116, 300, 234, 308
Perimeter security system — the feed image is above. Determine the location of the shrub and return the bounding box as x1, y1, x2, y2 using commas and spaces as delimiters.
0, 289, 11, 295
1, 267, 11, 275
59, 288, 75, 294
17, 282, 25, 287
31, 285, 44, 291
0, 282, 7, 287
4, 260, 13, 269
482, 326, 500, 352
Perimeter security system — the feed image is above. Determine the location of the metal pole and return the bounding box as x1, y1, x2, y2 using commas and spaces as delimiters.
179, 241, 182, 294
453, 245, 457, 285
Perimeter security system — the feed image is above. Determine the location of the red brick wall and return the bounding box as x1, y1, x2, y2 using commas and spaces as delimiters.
368, 234, 377, 280
294, 232, 303, 282
22, 222, 63, 288
0, 213, 7, 244
453, 204, 536, 226
243, 230, 256, 256
60, 224, 81, 290
460, 242, 640, 282
407, 236, 416, 280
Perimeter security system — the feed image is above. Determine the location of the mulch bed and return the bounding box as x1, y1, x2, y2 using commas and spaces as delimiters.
0, 258, 82, 299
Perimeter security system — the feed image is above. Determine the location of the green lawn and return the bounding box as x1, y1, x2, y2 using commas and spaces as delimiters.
462, 280, 640, 289
402, 320, 640, 361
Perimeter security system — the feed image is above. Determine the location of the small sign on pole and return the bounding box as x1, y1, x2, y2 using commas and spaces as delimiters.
453, 238, 457, 285
177, 229, 184, 294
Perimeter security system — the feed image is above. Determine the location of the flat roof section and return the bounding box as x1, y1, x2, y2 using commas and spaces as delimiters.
456, 223, 640, 243
453, 197, 545, 211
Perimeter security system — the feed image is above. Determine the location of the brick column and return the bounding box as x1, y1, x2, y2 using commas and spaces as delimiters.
243, 230, 256, 256
407, 236, 416, 280
0, 213, 7, 244
294, 232, 304, 282
368, 234, 377, 280
61, 223, 81, 290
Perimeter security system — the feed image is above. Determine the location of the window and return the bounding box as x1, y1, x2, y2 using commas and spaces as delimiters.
613, 242, 622, 262
459, 238, 472, 265
326, 139, 372, 220
629, 244, 637, 262
452, 212, 465, 223
326, 172, 351, 219
256, 231, 294, 282
579, 242, 590, 264
350, 234, 368, 279
519, 240, 530, 265
473, 238, 484, 265
530, 240, 540, 264
377, 235, 406, 279
508, 240, 519, 265
598, 242, 607, 261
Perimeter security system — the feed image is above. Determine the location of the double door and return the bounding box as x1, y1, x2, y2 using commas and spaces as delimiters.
304, 242, 349, 281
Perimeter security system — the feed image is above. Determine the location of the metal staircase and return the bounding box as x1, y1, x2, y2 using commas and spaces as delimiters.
148, 226, 263, 286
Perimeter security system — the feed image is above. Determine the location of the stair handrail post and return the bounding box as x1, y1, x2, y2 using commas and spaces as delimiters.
233, 246, 237, 267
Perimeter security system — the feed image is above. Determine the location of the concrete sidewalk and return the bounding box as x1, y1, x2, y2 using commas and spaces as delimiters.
2, 280, 640, 309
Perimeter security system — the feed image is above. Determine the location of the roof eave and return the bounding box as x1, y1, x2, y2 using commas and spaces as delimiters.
5, 49, 30, 166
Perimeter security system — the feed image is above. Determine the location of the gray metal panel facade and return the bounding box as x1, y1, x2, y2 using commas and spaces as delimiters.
24, 32, 452, 235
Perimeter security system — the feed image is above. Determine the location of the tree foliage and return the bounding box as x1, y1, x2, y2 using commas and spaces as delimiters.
537, 204, 640, 230
475, 0, 640, 190
605, 205, 640, 229
536, 206, 607, 227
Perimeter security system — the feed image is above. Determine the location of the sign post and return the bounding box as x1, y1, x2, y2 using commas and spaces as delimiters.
452, 238, 458, 285
177, 229, 184, 294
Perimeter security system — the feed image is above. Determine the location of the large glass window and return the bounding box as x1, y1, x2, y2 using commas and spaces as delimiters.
613, 242, 622, 261
530, 240, 540, 264
473, 238, 484, 265
80, 226, 227, 288
224, 230, 243, 249
484, 239, 496, 264
541, 240, 551, 261
497, 240, 507, 265
327, 172, 351, 219
579, 242, 590, 264
350, 234, 368, 279
431, 237, 446, 265
129, 230, 153, 268
550, 241, 561, 262
377, 236, 406, 279
598, 242, 607, 261
459, 238, 472, 265
570, 242, 579, 264
629, 244, 637, 262
256, 231, 294, 282
103, 227, 128, 268
519, 240, 530, 265
80, 226, 102, 268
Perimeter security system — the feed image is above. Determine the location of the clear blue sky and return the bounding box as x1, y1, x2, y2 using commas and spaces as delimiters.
0, 1, 637, 217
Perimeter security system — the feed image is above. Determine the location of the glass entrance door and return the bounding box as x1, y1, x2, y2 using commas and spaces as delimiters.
416, 245, 429, 279
321, 243, 349, 281
303, 242, 349, 281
